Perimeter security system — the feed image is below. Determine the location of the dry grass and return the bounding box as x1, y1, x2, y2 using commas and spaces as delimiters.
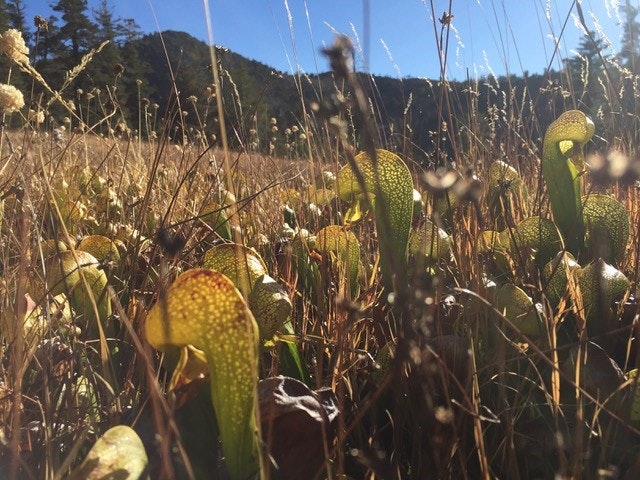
1, 4, 640, 480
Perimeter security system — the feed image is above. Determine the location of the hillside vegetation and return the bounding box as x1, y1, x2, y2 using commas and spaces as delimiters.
4, 0, 637, 160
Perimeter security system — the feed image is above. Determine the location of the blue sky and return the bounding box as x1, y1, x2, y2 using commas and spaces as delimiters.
23, 0, 629, 80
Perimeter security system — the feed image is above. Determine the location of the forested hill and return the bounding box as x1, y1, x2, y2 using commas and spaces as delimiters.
3, 0, 640, 155
129, 30, 307, 133
120, 31, 564, 152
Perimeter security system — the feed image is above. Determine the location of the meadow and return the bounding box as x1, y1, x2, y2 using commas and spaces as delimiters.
1, 4, 640, 480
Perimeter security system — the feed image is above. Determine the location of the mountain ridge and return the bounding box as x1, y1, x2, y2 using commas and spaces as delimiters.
97, 30, 570, 157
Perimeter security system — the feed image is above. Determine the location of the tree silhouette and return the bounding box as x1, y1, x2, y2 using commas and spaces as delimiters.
7, 0, 30, 44
568, 30, 610, 116
0, 0, 10, 33
615, 0, 640, 143
620, 0, 640, 74
51, 0, 95, 63
88, 0, 123, 90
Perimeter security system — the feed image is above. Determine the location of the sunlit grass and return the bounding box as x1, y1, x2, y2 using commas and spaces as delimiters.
0, 3, 640, 479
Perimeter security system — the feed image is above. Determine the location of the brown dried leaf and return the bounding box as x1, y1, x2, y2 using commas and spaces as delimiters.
259, 376, 338, 480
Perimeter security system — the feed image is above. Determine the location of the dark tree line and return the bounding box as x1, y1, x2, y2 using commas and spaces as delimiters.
0, 0, 148, 128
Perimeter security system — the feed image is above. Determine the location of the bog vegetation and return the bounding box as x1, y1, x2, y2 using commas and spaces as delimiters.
1, 1, 640, 479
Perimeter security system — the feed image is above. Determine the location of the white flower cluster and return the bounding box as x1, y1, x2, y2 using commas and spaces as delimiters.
0, 83, 25, 112
0, 29, 29, 64
28, 109, 45, 124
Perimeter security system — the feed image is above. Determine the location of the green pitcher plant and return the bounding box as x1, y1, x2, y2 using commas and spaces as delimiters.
541, 109, 594, 255
540, 110, 629, 264
336, 149, 414, 293
315, 225, 361, 299
30, 249, 112, 337
203, 242, 306, 381
483, 110, 630, 339
68, 425, 149, 480
145, 269, 262, 480
333, 149, 460, 295
202, 242, 292, 342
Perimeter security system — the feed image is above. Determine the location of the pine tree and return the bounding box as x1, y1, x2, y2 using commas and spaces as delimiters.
34, 13, 72, 94
120, 28, 152, 126
0, 0, 10, 32
93, 0, 117, 43
615, 0, 640, 143
0, 0, 12, 84
6, 0, 31, 44
90, 2, 149, 124
620, 1, 640, 74
51, 0, 96, 63
88, 0, 122, 90
569, 31, 609, 110
120, 18, 141, 44
35, 15, 60, 62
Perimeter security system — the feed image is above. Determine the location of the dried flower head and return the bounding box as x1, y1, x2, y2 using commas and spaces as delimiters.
0, 83, 25, 112
34, 16, 49, 32
439, 11, 454, 26
0, 29, 29, 64
28, 109, 45, 124
113, 63, 125, 77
